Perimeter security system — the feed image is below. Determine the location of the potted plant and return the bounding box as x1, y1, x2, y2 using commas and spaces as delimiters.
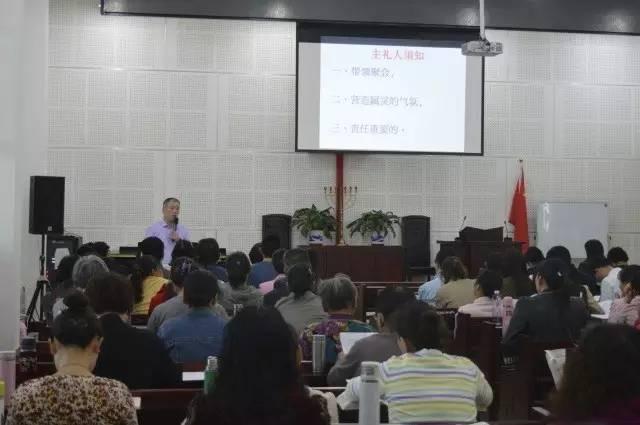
292, 204, 337, 245
347, 210, 400, 245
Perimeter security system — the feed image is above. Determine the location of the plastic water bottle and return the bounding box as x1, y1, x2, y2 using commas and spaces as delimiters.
502, 297, 514, 336
312, 334, 326, 374
203, 356, 218, 395
492, 290, 503, 326
358, 362, 380, 425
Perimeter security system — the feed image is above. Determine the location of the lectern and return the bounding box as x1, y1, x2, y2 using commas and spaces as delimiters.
438, 227, 522, 277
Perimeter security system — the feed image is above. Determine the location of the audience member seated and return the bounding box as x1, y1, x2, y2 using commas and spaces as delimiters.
417, 247, 455, 305
593, 256, 623, 302
459, 270, 509, 318
171, 239, 195, 263
139, 236, 165, 264
248, 242, 263, 264
159, 270, 226, 363
434, 257, 476, 309
43, 254, 79, 324
608, 246, 630, 268
197, 238, 228, 282
131, 255, 168, 315
86, 272, 180, 389
247, 235, 280, 287
501, 249, 535, 298
276, 263, 327, 335
338, 301, 493, 423
551, 324, 640, 423
52, 255, 108, 318
546, 245, 602, 313
6, 292, 137, 425
578, 239, 606, 293
223, 251, 263, 312
327, 286, 414, 386
264, 248, 310, 307
502, 259, 589, 356
259, 248, 286, 294
184, 307, 331, 425
76, 242, 98, 256
148, 257, 228, 334
300, 275, 373, 364
523, 246, 545, 273
609, 265, 640, 327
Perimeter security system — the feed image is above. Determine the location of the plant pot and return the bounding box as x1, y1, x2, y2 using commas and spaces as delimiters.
370, 232, 385, 245
308, 230, 324, 245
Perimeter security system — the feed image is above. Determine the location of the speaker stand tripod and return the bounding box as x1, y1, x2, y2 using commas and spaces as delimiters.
25, 234, 51, 326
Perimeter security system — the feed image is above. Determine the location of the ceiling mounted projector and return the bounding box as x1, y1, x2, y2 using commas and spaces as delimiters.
461, 0, 503, 57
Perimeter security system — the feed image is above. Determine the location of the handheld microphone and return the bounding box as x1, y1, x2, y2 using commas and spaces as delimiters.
174, 216, 179, 230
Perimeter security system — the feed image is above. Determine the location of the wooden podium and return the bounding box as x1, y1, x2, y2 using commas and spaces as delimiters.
438, 227, 522, 277
308, 245, 405, 282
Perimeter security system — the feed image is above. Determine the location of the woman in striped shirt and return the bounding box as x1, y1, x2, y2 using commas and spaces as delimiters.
338, 301, 493, 423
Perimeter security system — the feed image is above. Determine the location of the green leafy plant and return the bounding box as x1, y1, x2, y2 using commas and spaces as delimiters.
292, 204, 337, 238
347, 210, 400, 238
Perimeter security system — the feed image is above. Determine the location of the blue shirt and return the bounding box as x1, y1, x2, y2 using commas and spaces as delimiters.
158, 308, 225, 364
145, 220, 191, 265
247, 260, 277, 288
417, 274, 443, 305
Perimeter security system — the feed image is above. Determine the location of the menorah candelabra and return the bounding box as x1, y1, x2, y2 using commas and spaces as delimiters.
324, 185, 358, 245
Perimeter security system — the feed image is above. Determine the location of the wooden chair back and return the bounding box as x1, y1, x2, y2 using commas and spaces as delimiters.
131, 388, 200, 425
36, 341, 52, 362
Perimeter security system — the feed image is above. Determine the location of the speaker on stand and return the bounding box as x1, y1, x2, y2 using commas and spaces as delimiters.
26, 176, 65, 326
401, 215, 435, 281
262, 214, 292, 250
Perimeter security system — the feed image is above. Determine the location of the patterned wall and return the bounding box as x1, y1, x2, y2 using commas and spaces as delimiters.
48, 0, 640, 261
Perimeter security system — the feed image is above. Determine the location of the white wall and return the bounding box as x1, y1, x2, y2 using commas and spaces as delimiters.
0, 0, 48, 350
48, 0, 640, 263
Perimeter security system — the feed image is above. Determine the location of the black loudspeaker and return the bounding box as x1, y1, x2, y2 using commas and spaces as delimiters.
401, 215, 431, 272
29, 176, 65, 234
262, 214, 292, 249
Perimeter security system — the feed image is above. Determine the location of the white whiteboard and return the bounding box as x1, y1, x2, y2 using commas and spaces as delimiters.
536, 202, 609, 259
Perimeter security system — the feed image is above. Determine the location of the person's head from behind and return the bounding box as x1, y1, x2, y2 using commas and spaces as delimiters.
171, 239, 195, 264
249, 243, 263, 264
271, 248, 287, 275
546, 245, 573, 267
283, 248, 310, 273
434, 247, 456, 272
171, 257, 200, 290
502, 248, 527, 278
183, 270, 219, 308
484, 252, 503, 274
552, 324, 640, 421
474, 270, 503, 298
72, 255, 108, 290
139, 236, 164, 264
131, 255, 163, 304
396, 301, 449, 353
86, 271, 134, 316
76, 243, 97, 257
607, 247, 629, 267
524, 246, 545, 269
92, 241, 110, 258
440, 256, 467, 283
162, 197, 180, 224
197, 238, 221, 266
226, 251, 251, 289
288, 263, 314, 299
619, 265, 640, 301
318, 275, 356, 315
533, 258, 568, 294
51, 292, 102, 371
375, 286, 415, 332
591, 256, 613, 282
585, 239, 605, 260
261, 235, 281, 259
55, 254, 80, 285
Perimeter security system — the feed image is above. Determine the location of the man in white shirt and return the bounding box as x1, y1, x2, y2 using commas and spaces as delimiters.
593, 257, 622, 302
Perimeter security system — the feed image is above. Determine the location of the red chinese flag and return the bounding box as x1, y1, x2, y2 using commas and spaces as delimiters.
509, 169, 529, 252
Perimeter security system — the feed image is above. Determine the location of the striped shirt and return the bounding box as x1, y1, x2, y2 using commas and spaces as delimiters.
339, 349, 493, 423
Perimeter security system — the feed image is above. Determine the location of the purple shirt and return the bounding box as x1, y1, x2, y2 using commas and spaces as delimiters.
145, 220, 190, 265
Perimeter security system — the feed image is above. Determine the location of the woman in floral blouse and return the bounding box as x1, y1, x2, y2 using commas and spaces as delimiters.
6, 292, 137, 425
300, 275, 373, 364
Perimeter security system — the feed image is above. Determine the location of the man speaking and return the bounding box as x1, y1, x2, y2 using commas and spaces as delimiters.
145, 197, 191, 265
